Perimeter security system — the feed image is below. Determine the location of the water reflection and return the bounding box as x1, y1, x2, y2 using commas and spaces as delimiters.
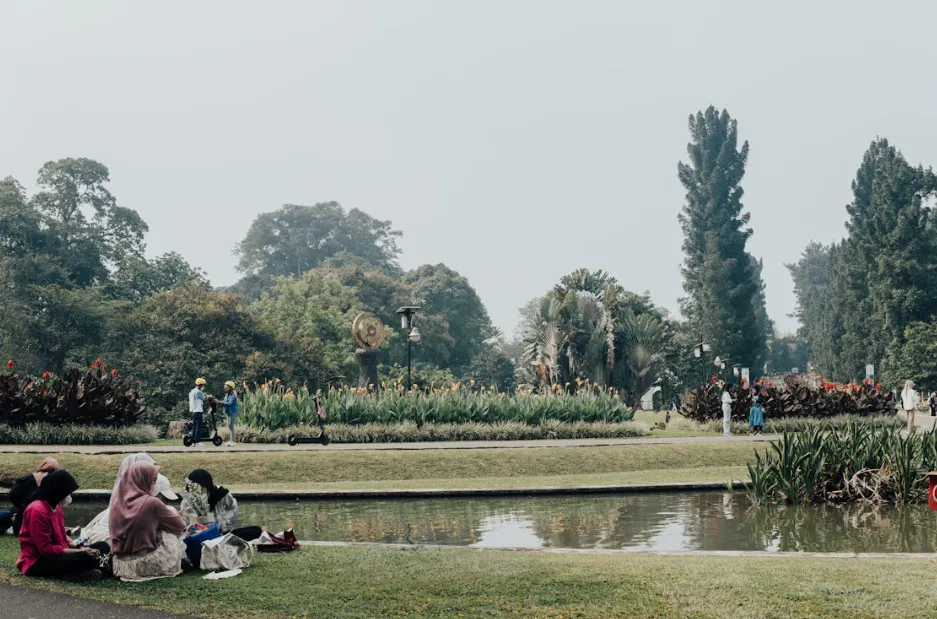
5, 492, 936, 553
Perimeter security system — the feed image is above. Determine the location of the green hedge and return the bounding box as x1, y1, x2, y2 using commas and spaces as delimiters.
0, 423, 158, 445
222, 420, 649, 444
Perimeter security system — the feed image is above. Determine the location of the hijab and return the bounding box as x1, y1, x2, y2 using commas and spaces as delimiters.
108, 462, 164, 555
110, 453, 155, 508
39, 470, 79, 506
187, 469, 229, 511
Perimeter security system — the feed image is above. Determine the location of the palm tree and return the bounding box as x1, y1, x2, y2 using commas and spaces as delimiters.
619, 312, 668, 408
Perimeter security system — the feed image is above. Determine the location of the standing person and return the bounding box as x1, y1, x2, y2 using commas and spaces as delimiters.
721, 381, 734, 436
220, 381, 239, 447
188, 378, 208, 445
929, 391, 936, 418
749, 388, 765, 435
109, 462, 187, 582
901, 380, 919, 432
17, 470, 109, 582
8, 457, 59, 535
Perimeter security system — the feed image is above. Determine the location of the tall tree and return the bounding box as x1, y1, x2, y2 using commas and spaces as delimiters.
677, 107, 767, 371
403, 264, 493, 374
234, 202, 402, 298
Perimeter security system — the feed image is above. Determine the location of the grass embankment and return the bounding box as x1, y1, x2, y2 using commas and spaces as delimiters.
1, 539, 935, 618
0, 442, 759, 491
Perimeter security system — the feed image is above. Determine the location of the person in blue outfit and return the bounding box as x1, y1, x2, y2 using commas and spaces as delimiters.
749, 386, 765, 435
220, 381, 239, 446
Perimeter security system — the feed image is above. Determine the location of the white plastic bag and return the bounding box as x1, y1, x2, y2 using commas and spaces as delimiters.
200, 533, 254, 571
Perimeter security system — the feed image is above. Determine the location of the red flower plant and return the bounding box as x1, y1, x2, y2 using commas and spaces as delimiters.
711, 376, 718, 383
93, 358, 103, 369
42, 371, 51, 380
111, 368, 118, 377
6, 360, 12, 370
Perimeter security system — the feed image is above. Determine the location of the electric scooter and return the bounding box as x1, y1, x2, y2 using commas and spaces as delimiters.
287, 393, 330, 446
183, 397, 224, 447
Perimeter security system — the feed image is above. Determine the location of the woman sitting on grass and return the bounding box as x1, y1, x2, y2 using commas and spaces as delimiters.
80, 452, 157, 545
109, 462, 187, 582
17, 469, 109, 582
180, 469, 240, 534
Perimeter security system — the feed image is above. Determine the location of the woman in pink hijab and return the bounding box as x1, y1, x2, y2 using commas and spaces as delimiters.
109, 462, 187, 582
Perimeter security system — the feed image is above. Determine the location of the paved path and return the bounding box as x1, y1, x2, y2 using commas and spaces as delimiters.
0, 434, 779, 455
0, 582, 190, 619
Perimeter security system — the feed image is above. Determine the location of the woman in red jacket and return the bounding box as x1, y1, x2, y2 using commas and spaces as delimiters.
17, 469, 110, 582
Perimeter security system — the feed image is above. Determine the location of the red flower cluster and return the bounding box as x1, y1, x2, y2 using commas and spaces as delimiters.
5, 360, 12, 370
92, 359, 103, 369
711, 376, 718, 384
42, 371, 51, 380
111, 368, 118, 377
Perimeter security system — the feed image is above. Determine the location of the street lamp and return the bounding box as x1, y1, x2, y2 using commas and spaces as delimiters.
396, 306, 421, 392
692, 336, 711, 386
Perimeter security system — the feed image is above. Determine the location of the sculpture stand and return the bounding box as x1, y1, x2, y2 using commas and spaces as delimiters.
356, 347, 381, 392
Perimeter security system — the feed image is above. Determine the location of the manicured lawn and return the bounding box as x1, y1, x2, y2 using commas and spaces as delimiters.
0, 538, 934, 618
0, 442, 762, 491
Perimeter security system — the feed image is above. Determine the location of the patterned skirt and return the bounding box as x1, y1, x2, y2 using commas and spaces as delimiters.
113, 530, 186, 582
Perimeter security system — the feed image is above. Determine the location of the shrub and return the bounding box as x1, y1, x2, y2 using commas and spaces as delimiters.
682, 378, 894, 422
240, 383, 634, 430
0, 423, 158, 445
220, 420, 648, 443
746, 423, 937, 505
701, 414, 903, 434
0, 362, 146, 426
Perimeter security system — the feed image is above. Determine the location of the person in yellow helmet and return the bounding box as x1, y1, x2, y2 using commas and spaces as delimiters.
220, 381, 239, 446
188, 378, 208, 445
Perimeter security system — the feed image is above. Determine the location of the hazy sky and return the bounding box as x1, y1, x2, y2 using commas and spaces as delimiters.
3, 1, 937, 338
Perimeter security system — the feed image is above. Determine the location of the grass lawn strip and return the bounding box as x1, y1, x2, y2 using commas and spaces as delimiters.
0, 538, 935, 618
0, 443, 762, 490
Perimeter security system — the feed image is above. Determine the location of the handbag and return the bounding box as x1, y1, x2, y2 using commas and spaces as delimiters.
253, 529, 300, 553
184, 522, 221, 567
200, 533, 254, 571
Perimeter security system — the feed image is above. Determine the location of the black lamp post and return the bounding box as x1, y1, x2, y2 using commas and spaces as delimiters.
692, 336, 711, 387
396, 306, 421, 391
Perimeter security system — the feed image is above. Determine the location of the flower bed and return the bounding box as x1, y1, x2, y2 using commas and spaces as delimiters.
681, 377, 894, 422
196, 420, 649, 444
0, 360, 145, 426
240, 383, 634, 430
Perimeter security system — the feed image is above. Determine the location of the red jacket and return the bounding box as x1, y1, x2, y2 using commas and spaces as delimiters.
17, 499, 69, 574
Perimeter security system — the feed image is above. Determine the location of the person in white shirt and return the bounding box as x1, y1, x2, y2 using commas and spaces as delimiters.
188, 378, 208, 445
720, 381, 734, 436
901, 380, 919, 433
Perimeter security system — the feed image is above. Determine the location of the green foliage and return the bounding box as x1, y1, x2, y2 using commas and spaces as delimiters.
883, 321, 937, 390
402, 264, 493, 373
747, 424, 936, 505
240, 383, 634, 430
224, 420, 647, 444
115, 285, 280, 412
0, 365, 145, 426
0, 423, 157, 445
249, 270, 362, 387
234, 202, 402, 287
791, 139, 937, 383
677, 106, 767, 369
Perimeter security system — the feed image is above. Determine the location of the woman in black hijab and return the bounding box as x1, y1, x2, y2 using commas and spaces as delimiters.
16, 470, 110, 581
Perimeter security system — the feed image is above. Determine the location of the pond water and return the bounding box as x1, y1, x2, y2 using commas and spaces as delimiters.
5, 492, 937, 553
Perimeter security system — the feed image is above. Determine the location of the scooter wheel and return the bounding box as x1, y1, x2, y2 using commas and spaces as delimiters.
287, 435, 297, 446
320, 434, 330, 446
212, 435, 224, 447
183, 435, 193, 447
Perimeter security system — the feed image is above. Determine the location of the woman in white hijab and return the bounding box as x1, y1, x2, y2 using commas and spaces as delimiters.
80, 453, 157, 545
901, 380, 919, 433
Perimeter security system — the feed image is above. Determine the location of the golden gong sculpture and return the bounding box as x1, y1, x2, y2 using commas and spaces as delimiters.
352, 312, 384, 391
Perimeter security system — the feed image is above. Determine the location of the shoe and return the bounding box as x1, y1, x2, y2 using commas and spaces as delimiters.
226, 441, 235, 447
64, 569, 103, 583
